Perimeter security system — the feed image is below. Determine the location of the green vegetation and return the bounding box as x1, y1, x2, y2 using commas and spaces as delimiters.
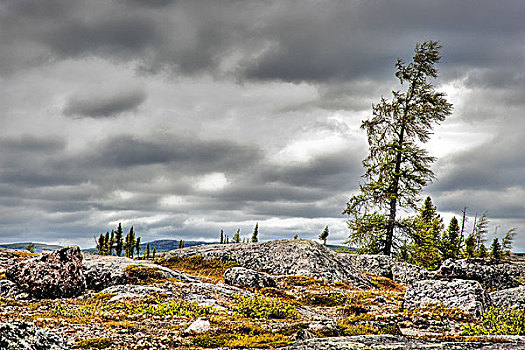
319, 226, 329, 245
462, 307, 525, 335
235, 294, 300, 319
25, 242, 35, 254
96, 222, 142, 258
343, 40, 453, 256
123, 264, 165, 284
252, 223, 259, 243
73, 337, 113, 349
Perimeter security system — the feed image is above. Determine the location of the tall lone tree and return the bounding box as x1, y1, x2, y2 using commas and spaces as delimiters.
252, 223, 259, 243
343, 41, 452, 256
319, 226, 329, 246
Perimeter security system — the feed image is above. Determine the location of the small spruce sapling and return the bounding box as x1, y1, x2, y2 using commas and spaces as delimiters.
319, 226, 329, 245
233, 229, 241, 243
490, 238, 502, 260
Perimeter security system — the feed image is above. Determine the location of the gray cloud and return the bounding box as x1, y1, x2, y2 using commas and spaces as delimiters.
64, 88, 147, 118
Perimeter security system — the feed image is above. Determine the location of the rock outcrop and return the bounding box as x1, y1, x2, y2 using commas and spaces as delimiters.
82, 254, 200, 291
100, 284, 173, 302
281, 334, 525, 349
490, 285, 525, 309
164, 239, 372, 287
6, 246, 86, 299
391, 261, 435, 284
337, 253, 393, 278
436, 258, 522, 291
223, 267, 277, 289
403, 279, 491, 315
0, 321, 68, 350
0, 280, 29, 300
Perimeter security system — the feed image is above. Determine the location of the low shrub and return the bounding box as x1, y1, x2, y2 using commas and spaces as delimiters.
158, 255, 238, 281
235, 294, 300, 319
462, 307, 525, 335
123, 264, 165, 284
73, 337, 113, 349
300, 292, 348, 307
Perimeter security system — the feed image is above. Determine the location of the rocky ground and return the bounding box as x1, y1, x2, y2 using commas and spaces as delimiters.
1, 240, 525, 349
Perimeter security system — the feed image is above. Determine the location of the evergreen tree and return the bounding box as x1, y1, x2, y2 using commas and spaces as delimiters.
463, 233, 476, 258
115, 223, 124, 257
145, 242, 151, 260
135, 236, 141, 258
104, 231, 110, 254
226, 236, 229, 244
319, 226, 329, 245
474, 213, 489, 257
26, 242, 35, 254
97, 233, 105, 255
125, 226, 136, 258
502, 228, 517, 259
232, 229, 241, 243
294, 234, 298, 239
220, 230, 224, 244
343, 41, 452, 255
109, 230, 115, 255
178, 240, 184, 249
405, 197, 443, 269
152, 247, 157, 259
440, 216, 460, 260
490, 238, 502, 260
252, 223, 259, 243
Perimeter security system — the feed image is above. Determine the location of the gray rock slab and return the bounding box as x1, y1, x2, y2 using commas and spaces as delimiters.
164, 239, 372, 287
0, 321, 68, 350
280, 335, 525, 349
403, 279, 492, 315
224, 267, 277, 289
490, 285, 525, 309
337, 253, 393, 278
391, 262, 435, 285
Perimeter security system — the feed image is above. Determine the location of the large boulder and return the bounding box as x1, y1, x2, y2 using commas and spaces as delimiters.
0, 321, 68, 350
490, 285, 525, 309
164, 239, 372, 287
224, 267, 277, 289
337, 254, 393, 278
82, 253, 200, 291
6, 246, 86, 299
403, 279, 491, 315
436, 258, 522, 291
391, 262, 435, 285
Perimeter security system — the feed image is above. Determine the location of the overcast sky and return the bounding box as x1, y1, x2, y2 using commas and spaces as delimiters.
1, 0, 524, 250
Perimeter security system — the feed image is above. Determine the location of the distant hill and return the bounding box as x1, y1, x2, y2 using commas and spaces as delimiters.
0, 242, 63, 254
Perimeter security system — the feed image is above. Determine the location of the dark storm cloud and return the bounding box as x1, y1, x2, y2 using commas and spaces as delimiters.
64, 88, 147, 118
86, 134, 263, 171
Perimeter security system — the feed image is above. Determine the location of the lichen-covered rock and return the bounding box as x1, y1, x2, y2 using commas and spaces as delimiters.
82, 254, 200, 291
337, 253, 393, 278
436, 258, 522, 291
6, 246, 86, 299
184, 317, 210, 334
391, 262, 435, 284
403, 279, 491, 315
280, 334, 525, 349
490, 285, 525, 309
164, 239, 372, 287
224, 267, 277, 289
0, 280, 29, 300
99, 284, 173, 302
0, 321, 68, 350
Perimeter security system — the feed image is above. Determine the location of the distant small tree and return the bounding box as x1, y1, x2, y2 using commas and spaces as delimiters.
226, 236, 229, 244
473, 213, 489, 258
104, 231, 110, 254
26, 242, 35, 254
115, 223, 124, 257
233, 229, 241, 243
220, 230, 224, 244
178, 240, 184, 249
490, 238, 502, 260
109, 230, 115, 255
252, 223, 259, 243
319, 226, 329, 245
97, 233, 105, 255
125, 226, 136, 258
152, 247, 157, 259
294, 234, 298, 239
502, 228, 517, 259
145, 242, 151, 260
